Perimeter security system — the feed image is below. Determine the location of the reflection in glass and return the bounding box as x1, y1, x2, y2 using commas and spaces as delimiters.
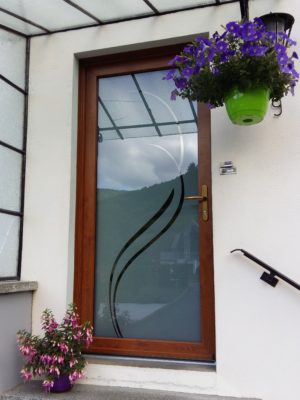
95, 70, 201, 342
0, 146, 22, 211
0, 80, 24, 149
0, 214, 20, 277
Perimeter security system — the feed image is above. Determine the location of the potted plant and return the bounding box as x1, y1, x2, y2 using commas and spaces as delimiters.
17, 304, 93, 392
165, 18, 298, 125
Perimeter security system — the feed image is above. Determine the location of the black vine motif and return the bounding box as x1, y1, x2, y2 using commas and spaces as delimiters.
110, 175, 185, 338
108, 189, 174, 336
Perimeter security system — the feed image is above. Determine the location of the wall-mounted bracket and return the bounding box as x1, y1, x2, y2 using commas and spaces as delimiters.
239, 0, 249, 21
260, 271, 279, 287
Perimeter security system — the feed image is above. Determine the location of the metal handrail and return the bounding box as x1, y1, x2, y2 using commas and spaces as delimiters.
231, 248, 300, 291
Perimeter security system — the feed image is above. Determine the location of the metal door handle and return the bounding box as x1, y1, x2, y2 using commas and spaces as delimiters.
184, 185, 209, 222
184, 195, 207, 202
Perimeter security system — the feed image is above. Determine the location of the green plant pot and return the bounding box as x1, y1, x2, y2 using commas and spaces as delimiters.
225, 86, 270, 126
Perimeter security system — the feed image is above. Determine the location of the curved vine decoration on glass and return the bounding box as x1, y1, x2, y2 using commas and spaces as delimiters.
108, 188, 175, 337
111, 175, 185, 338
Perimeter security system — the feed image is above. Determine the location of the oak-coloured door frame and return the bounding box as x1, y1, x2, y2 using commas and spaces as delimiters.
74, 43, 215, 361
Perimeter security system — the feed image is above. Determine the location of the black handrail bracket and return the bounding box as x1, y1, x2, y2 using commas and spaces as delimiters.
231, 249, 300, 291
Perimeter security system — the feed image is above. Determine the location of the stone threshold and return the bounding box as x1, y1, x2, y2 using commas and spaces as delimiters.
0, 382, 260, 400
0, 281, 38, 294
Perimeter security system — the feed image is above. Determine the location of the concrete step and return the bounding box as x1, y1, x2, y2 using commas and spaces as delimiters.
0, 382, 260, 400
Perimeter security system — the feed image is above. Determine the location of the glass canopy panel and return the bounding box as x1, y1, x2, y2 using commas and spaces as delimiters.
159, 122, 198, 136
100, 129, 120, 142
0, 80, 24, 149
99, 75, 152, 127
0, 10, 43, 35
151, 0, 216, 12
0, 214, 20, 277
134, 70, 196, 124
70, 0, 153, 22
0, 0, 95, 31
0, 146, 22, 211
120, 126, 158, 139
98, 104, 113, 129
0, 30, 26, 88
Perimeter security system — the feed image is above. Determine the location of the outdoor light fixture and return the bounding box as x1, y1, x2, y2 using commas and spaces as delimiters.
259, 12, 295, 41
259, 13, 295, 117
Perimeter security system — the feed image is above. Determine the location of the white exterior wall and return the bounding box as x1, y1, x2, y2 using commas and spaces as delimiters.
21, 1, 300, 399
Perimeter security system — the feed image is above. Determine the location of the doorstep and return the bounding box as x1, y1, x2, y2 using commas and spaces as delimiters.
0, 382, 260, 400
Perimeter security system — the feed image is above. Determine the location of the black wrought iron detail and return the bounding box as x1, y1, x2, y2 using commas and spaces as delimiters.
0, 140, 24, 154
0, 208, 23, 217
0, 74, 27, 95
111, 175, 185, 337
0, 6, 50, 33
239, 0, 249, 22
131, 74, 162, 137
142, 0, 159, 15
99, 119, 196, 132
231, 249, 300, 291
0, 23, 27, 38
29, 0, 240, 38
271, 99, 282, 117
189, 100, 198, 125
62, 0, 103, 24
98, 97, 124, 140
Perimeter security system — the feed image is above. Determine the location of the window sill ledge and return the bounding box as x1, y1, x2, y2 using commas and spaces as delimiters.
0, 280, 38, 294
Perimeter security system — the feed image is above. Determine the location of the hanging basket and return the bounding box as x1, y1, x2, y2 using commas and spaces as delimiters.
225, 86, 270, 126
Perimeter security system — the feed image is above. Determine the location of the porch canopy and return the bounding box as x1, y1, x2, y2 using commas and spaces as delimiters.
0, 0, 243, 37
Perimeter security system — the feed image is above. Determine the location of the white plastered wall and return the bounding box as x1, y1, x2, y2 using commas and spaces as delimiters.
21, 1, 300, 399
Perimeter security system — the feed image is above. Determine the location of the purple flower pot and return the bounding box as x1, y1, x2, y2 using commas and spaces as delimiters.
50, 375, 72, 393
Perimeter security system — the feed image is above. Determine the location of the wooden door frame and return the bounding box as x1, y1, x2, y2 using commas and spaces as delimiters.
74, 44, 215, 361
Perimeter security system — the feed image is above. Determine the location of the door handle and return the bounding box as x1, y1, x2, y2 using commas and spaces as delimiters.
184, 185, 209, 222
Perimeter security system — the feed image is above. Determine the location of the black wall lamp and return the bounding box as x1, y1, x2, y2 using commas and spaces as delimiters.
259, 13, 295, 117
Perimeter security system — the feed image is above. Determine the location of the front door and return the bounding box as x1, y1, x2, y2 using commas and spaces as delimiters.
75, 45, 215, 361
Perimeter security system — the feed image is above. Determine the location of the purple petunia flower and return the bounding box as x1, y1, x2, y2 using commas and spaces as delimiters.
241, 22, 259, 41
207, 47, 216, 62
274, 43, 286, 56
216, 40, 228, 53
196, 53, 206, 67
175, 77, 187, 90
277, 53, 289, 66
182, 66, 194, 78
278, 32, 297, 46
183, 45, 195, 55
226, 21, 240, 35
168, 55, 182, 66
265, 31, 277, 44
164, 69, 177, 81
253, 17, 265, 28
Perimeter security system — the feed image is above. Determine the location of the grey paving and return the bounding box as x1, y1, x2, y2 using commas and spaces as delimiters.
0, 382, 260, 400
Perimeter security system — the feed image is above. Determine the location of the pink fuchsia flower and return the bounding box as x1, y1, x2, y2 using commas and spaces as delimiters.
58, 342, 69, 353
47, 320, 59, 333
42, 379, 54, 392
20, 369, 33, 381
40, 354, 53, 365
69, 358, 78, 368
57, 356, 65, 364
49, 366, 60, 376
73, 330, 83, 341
85, 328, 93, 345
69, 371, 83, 383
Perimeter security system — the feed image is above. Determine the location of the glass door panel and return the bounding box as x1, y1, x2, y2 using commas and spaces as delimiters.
94, 70, 201, 342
